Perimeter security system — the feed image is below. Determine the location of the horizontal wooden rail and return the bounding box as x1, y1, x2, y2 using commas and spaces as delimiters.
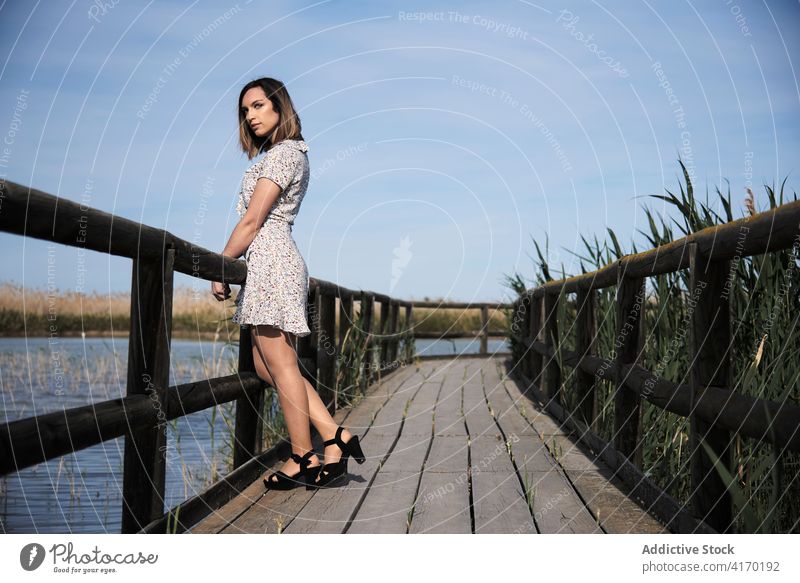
527, 199, 800, 297
411, 301, 512, 309
0, 373, 263, 475
512, 333, 800, 452
1, 180, 247, 283
413, 331, 507, 339
0, 180, 417, 303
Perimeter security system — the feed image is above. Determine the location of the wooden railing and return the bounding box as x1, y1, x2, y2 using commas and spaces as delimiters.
409, 300, 510, 356
0, 180, 424, 533
508, 199, 800, 533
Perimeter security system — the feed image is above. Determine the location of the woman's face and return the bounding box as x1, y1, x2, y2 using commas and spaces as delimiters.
241, 86, 280, 139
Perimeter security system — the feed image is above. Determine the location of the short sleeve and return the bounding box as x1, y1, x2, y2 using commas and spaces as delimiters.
257, 145, 300, 191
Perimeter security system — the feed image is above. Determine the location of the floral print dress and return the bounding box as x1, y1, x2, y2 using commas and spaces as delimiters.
231, 138, 311, 337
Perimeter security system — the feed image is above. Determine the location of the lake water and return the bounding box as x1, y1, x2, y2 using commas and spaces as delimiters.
0, 335, 510, 533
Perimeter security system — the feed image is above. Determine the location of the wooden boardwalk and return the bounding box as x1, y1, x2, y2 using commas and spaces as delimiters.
191, 357, 668, 534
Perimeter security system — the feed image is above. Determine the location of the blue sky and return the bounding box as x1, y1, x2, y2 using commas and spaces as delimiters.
1, 0, 798, 303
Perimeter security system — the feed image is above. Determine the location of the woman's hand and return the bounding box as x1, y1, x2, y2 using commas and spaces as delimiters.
211, 281, 231, 301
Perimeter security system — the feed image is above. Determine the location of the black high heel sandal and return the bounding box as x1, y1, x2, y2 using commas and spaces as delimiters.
315, 427, 366, 488
263, 451, 321, 491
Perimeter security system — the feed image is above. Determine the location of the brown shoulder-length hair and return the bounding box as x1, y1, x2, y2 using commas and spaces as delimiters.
238, 77, 304, 160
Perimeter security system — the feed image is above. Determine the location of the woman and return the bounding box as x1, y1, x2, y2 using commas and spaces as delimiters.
211, 78, 364, 489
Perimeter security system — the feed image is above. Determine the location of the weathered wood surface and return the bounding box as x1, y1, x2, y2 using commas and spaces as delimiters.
190, 357, 668, 534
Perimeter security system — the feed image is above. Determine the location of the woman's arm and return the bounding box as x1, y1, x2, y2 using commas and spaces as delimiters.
221, 177, 284, 258
212, 177, 283, 301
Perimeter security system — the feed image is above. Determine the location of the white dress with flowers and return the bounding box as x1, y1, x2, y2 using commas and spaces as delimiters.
231, 139, 311, 337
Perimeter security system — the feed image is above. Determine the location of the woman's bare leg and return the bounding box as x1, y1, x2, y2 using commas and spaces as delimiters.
251, 327, 352, 465
251, 324, 319, 476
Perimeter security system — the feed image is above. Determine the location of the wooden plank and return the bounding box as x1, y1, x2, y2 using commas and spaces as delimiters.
505, 434, 556, 473
433, 360, 468, 436
489, 359, 608, 532
471, 468, 536, 534
463, 379, 496, 438
223, 478, 316, 534
499, 373, 570, 437
190, 478, 266, 534
514, 373, 714, 534
367, 372, 423, 438
342, 364, 424, 431
570, 469, 668, 534
347, 379, 442, 532
470, 434, 513, 472
424, 434, 468, 473
482, 365, 539, 438
498, 357, 708, 533
522, 469, 602, 533
395, 379, 439, 437
409, 471, 471, 533
378, 382, 439, 473
470, 433, 537, 533
539, 434, 606, 472
346, 471, 420, 533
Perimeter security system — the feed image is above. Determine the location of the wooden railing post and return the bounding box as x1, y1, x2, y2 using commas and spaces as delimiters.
317, 289, 337, 412
404, 303, 413, 363
339, 294, 353, 354
613, 271, 645, 466
529, 294, 543, 389
689, 242, 733, 532
515, 296, 531, 378
233, 325, 264, 469
389, 301, 400, 366
338, 294, 353, 402
542, 291, 562, 402
480, 305, 489, 355
361, 292, 374, 383
378, 299, 390, 368
296, 285, 317, 386
121, 246, 174, 533
575, 287, 598, 430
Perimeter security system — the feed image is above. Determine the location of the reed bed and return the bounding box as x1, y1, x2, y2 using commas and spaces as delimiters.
503, 161, 800, 533
0, 282, 507, 340
0, 283, 236, 340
